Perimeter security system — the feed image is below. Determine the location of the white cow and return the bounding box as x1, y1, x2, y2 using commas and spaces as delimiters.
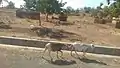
68, 42, 95, 58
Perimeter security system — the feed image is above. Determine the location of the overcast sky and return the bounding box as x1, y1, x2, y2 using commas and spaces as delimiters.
1, 0, 108, 9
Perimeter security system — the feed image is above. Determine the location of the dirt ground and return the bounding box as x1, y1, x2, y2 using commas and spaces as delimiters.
0, 44, 120, 68
0, 9, 120, 47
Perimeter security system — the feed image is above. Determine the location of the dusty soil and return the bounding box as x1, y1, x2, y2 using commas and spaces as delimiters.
0, 9, 120, 47
0, 44, 120, 68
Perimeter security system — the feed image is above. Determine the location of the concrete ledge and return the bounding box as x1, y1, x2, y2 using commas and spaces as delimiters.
0, 44, 120, 58
0, 36, 120, 56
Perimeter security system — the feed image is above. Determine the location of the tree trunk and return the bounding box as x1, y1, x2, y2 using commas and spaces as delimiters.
45, 13, 49, 22
39, 12, 41, 26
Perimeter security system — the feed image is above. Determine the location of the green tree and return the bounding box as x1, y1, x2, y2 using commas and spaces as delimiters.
106, 0, 120, 17
65, 6, 75, 14
89, 8, 99, 17
24, 0, 66, 22
75, 8, 80, 13
107, 0, 119, 5
102, 6, 110, 17
6, 1, 15, 9
84, 7, 92, 13
0, 0, 8, 4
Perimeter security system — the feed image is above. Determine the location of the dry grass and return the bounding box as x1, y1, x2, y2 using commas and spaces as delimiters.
0, 9, 120, 47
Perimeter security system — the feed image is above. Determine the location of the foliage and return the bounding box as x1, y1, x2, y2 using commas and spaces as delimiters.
65, 6, 75, 13
22, 0, 120, 18
6, 1, 15, 9
23, 0, 67, 23
102, 6, 110, 17
89, 8, 99, 17
0, 0, 8, 5
84, 7, 92, 13
23, 0, 67, 14
0, 0, 15, 8
106, 0, 120, 17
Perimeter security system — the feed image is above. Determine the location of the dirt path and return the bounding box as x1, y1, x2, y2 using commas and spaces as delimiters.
0, 44, 120, 68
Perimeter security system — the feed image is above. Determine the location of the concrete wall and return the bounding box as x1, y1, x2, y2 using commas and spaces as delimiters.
0, 36, 120, 56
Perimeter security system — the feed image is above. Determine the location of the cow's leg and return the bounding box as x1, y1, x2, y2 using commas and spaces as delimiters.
59, 51, 63, 59
48, 50, 53, 61
82, 49, 87, 58
82, 52, 86, 58
71, 46, 75, 57
56, 51, 59, 59
42, 47, 47, 58
71, 50, 74, 57
74, 50, 80, 58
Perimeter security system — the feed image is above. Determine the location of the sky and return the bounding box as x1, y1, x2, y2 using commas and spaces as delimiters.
63, 0, 107, 9
1, 0, 108, 9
